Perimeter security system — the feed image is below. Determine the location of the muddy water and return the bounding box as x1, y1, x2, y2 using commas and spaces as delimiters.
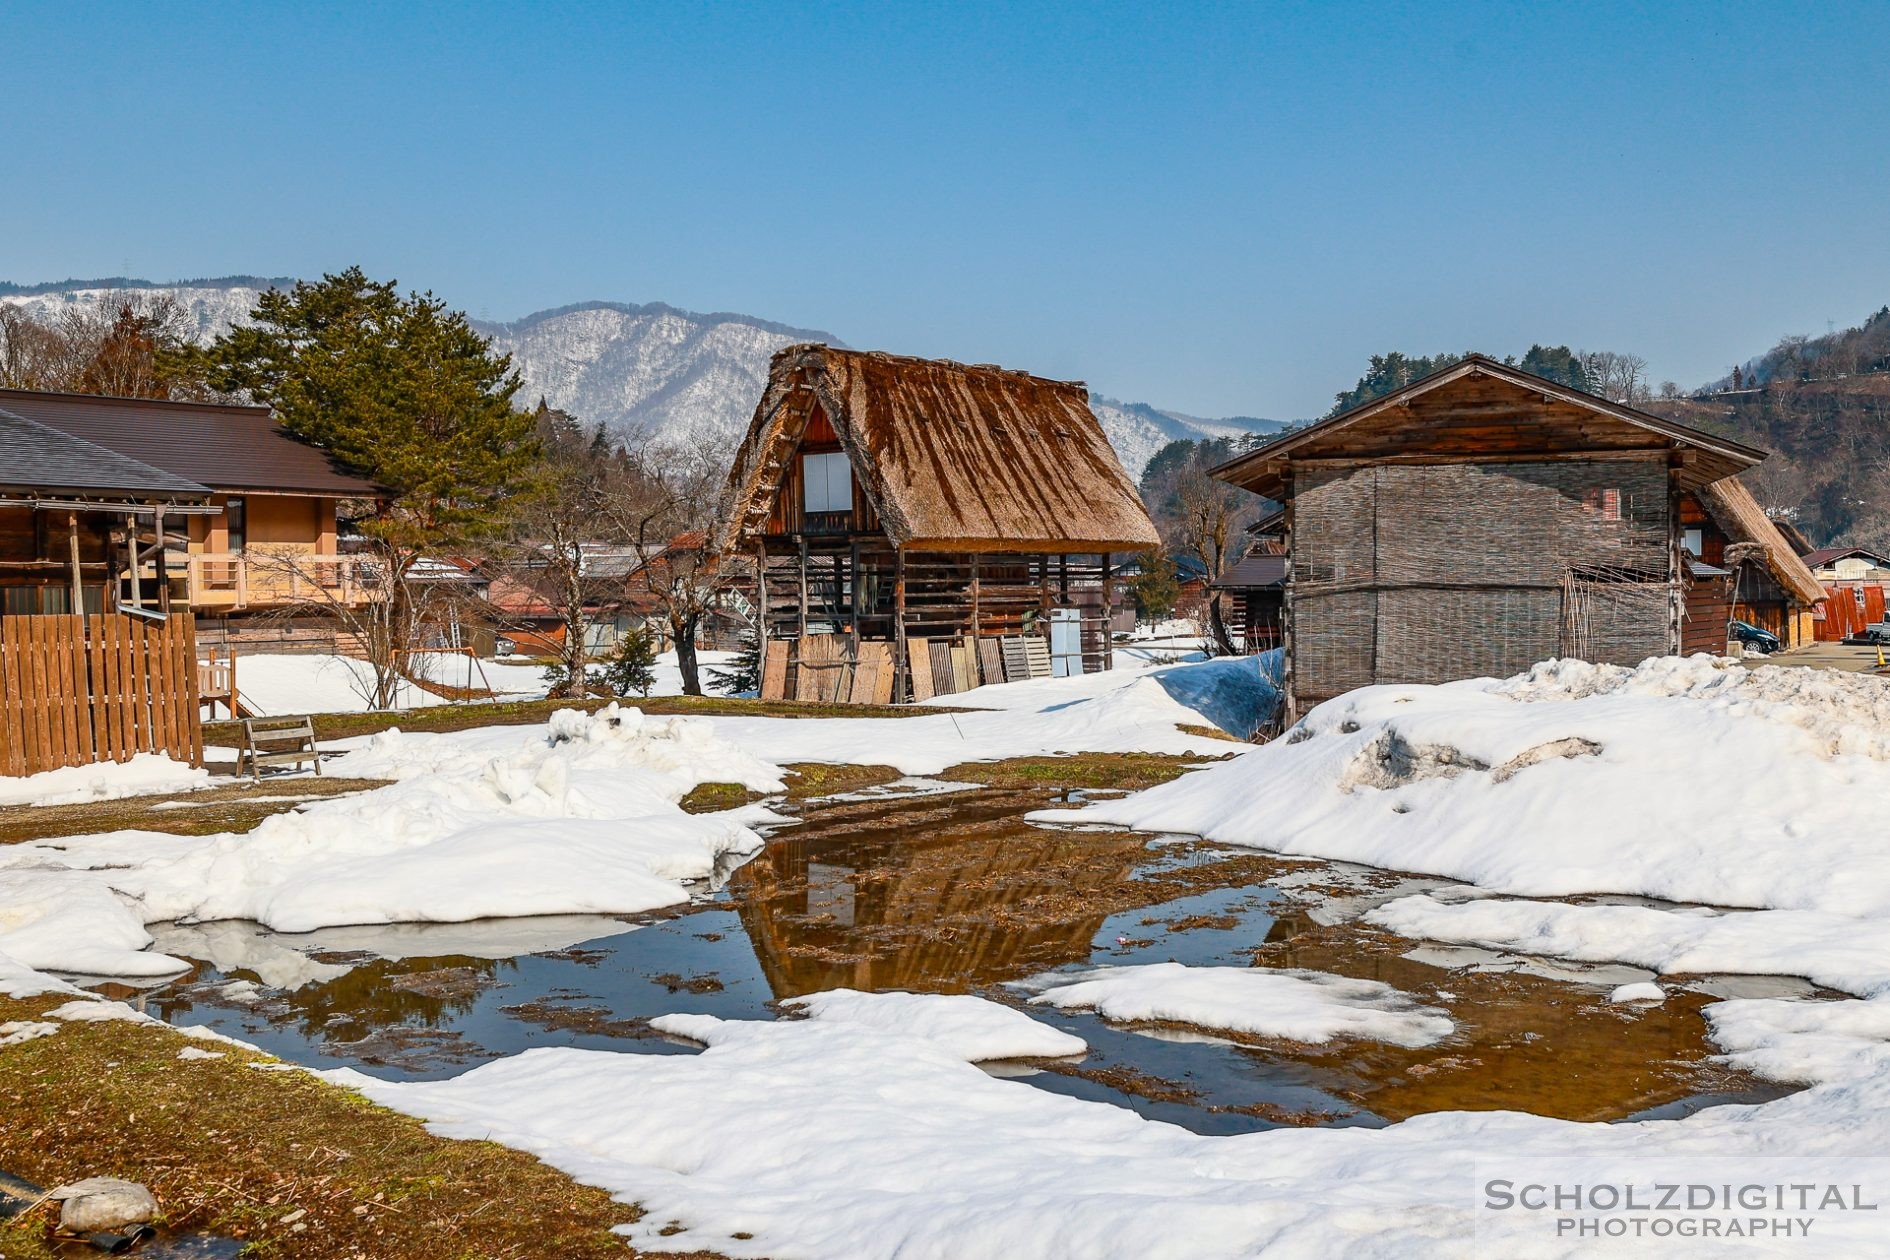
108, 781, 1789, 1133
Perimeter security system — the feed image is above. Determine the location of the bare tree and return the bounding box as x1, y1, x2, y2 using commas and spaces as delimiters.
0, 293, 210, 397
611, 437, 743, 696
1176, 468, 1250, 654
494, 406, 635, 698
1579, 350, 1651, 406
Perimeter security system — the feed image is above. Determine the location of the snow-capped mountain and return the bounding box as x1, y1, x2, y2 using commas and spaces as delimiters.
0, 278, 1287, 478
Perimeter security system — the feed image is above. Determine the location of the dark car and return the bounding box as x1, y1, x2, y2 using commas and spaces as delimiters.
1729, 619, 1780, 655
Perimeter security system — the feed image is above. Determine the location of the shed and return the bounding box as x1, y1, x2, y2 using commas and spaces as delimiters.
1211, 354, 1801, 717
719, 345, 1160, 701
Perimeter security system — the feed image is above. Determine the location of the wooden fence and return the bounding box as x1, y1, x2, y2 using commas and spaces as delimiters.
0, 613, 203, 778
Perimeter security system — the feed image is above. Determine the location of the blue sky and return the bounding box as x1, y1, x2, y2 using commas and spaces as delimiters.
9, 2, 1887, 418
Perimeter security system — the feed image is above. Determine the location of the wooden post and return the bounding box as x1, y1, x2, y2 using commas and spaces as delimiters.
893, 547, 908, 704
796, 535, 810, 637
969, 554, 981, 639
1037, 554, 1052, 637
848, 540, 863, 653
154, 508, 171, 615
66, 512, 83, 616
1100, 551, 1114, 670
123, 513, 142, 613
755, 546, 771, 650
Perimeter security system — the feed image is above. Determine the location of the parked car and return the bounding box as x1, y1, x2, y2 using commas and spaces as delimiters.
1729, 619, 1780, 655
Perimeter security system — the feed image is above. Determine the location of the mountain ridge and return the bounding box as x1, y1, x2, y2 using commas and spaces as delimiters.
0, 277, 1286, 476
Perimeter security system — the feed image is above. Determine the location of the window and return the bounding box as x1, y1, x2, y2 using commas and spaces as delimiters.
225, 497, 247, 553
802, 452, 852, 514
1683, 528, 1704, 557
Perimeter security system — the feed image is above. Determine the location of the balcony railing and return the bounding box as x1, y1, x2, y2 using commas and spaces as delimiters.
182, 552, 382, 610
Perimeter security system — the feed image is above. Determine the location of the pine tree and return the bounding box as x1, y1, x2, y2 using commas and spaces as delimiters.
708, 623, 762, 696
601, 625, 659, 698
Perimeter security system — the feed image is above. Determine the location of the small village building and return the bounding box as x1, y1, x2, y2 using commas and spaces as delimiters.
0, 389, 382, 633
0, 406, 214, 774
1211, 551, 1286, 652
718, 345, 1160, 701
1801, 546, 1890, 641
1677, 478, 1826, 652
1211, 355, 1821, 718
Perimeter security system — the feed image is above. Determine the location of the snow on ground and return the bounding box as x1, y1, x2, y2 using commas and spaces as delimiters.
340, 998, 1890, 1259
1042, 655, 1890, 917
703, 656, 1274, 775
773, 988, 1087, 1060
0, 754, 211, 807
1015, 962, 1453, 1047
0, 706, 782, 974
233, 649, 739, 716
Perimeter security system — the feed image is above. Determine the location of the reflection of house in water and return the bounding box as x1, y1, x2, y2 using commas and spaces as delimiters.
733, 806, 1146, 999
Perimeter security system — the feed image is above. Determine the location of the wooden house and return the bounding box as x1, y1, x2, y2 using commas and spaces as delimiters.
718, 345, 1160, 701
1211, 355, 1822, 718
0, 406, 212, 773
1678, 478, 1825, 653
0, 389, 382, 628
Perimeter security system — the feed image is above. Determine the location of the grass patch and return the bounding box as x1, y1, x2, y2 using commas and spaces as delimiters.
780, 763, 904, 799
936, 752, 1222, 792
0, 995, 724, 1259
1177, 722, 1246, 743
678, 782, 765, 814
206, 694, 963, 746
0, 778, 389, 845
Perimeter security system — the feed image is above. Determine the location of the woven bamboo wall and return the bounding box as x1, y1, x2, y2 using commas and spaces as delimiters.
1294, 458, 1673, 703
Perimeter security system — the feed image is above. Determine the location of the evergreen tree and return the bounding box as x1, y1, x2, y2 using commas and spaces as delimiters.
189, 267, 538, 554
183, 268, 539, 707
1126, 551, 1182, 620
601, 625, 659, 698
708, 623, 762, 696
1327, 351, 1469, 416
1517, 344, 1589, 391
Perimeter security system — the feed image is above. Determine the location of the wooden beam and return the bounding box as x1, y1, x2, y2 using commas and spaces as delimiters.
893, 547, 908, 704
1100, 552, 1113, 670
66, 512, 82, 615
123, 514, 142, 613
796, 535, 809, 637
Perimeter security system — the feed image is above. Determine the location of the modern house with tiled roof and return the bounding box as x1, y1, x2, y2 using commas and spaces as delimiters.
0, 388, 383, 620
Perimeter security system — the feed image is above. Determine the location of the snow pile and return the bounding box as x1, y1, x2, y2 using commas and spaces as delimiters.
0, 754, 210, 807
0, 707, 782, 971
1042, 656, 1890, 916
341, 1007, 1890, 1259
705, 657, 1267, 774
0, 871, 180, 978
775, 989, 1086, 1060
1017, 962, 1453, 1047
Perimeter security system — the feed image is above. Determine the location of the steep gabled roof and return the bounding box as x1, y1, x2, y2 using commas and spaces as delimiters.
1802, 545, 1890, 570
0, 405, 212, 502
720, 345, 1160, 553
1213, 354, 1768, 500
0, 388, 381, 497
1696, 477, 1826, 606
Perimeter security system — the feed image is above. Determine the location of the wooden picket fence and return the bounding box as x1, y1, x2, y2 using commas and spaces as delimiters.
0, 613, 204, 778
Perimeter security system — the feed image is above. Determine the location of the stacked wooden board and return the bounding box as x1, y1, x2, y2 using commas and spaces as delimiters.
756, 633, 1057, 704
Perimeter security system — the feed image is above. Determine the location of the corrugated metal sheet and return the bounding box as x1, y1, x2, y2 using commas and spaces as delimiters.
722, 345, 1160, 554
0, 388, 380, 496
0, 406, 211, 500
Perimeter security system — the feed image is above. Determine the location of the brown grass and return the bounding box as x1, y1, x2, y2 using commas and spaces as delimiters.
0, 778, 389, 845
205, 694, 965, 745
0, 994, 725, 1259
936, 752, 1222, 792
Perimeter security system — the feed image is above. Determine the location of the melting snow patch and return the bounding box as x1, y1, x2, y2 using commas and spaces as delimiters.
1015, 962, 1454, 1047
0, 754, 211, 807
776, 989, 1087, 1060
1607, 981, 1666, 1004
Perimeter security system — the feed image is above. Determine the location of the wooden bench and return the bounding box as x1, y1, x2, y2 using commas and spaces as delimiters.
239, 717, 323, 782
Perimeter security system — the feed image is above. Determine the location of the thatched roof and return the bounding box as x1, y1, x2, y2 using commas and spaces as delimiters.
720, 345, 1160, 553
1697, 477, 1826, 606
